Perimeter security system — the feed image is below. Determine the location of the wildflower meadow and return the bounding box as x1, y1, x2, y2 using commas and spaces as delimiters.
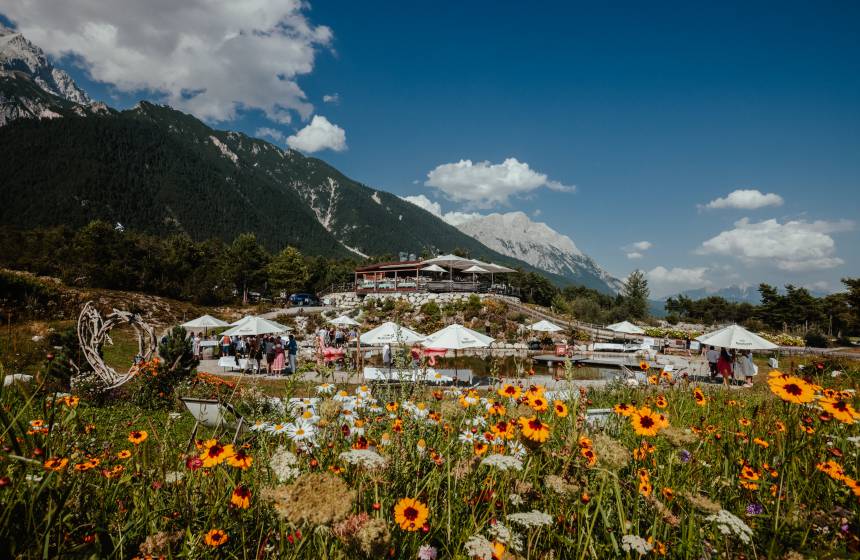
1, 362, 858, 559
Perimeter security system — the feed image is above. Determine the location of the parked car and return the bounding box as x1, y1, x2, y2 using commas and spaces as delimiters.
289, 293, 321, 306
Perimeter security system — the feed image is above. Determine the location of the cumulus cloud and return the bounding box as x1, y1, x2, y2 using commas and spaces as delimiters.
286, 115, 347, 153
255, 127, 285, 144
400, 195, 483, 225
626, 252, 644, 260
322, 93, 339, 104
698, 217, 853, 271
4, 0, 332, 123
424, 158, 574, 208
646, 266, 712, 297
629, 241, 652, 251
703, 189, 784, 210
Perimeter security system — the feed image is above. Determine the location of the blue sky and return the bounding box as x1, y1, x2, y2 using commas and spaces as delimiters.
3, 1, 858, 297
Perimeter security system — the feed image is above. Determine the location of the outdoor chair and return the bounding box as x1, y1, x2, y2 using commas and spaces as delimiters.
180, 397, 248, 452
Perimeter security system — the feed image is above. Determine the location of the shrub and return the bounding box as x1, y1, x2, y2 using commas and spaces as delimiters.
133, 326, 198, 409
804, 330, 829, 348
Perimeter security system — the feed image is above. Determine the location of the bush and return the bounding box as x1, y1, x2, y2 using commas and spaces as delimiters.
804, 330, 829, 348
133, 326, 199, 409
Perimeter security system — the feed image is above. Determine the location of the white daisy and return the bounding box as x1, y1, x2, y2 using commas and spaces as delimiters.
315, 383, 336, 395
285, 420, 316, 442
250, 420, 272, 432
507, 440, 527, 458
458, 430, 476, 444
268, 423, 289, 435
355, 385, 372, 398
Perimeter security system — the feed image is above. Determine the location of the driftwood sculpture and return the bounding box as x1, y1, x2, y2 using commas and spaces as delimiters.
76, 301, 158, 389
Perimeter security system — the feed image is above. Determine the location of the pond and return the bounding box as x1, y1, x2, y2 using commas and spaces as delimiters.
363, 352, 620, 380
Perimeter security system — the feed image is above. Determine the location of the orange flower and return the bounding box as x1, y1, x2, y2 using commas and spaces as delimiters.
816, 460, 846, 482
553, 401, 569, 418
231, 485, 251, 509
393, 497, 429, 531
739, 418, 752, 427
527, 395, 549, 412
518, 416, 550, 443
661, 487, 674, 501
128, 430, 148, 445
43, 457, 68, 471
753, 438, 769, 448
497, 384, 522, 400
473, 442, 488, 456
638, 478, 653, 496
613, 403, 635, 416
740, 465, 760, 481
692, 387, 707, 406
820, 398, 860, 424
199, 439, 235, 467
630, 406, 668, 437
116, 450, 132, 460
654, 395, 668, 409
204, 529, 228, 547
639, 361, 649, 371
227, 449, 253, 470
491, 420, 516, 440
525, 385, 545, 400
488, 402, 506, 416
647, 375, 658, 385
768, 375, 815, 404
386, 401, 399, 413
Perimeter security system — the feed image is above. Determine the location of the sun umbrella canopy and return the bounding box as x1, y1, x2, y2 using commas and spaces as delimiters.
329, 315, 360, 327
606, 321, 645, 335
360, 322, 425, 345
221, 316, 287, 337
696, 324, 778, 351
421, 324, 494, 350
229, 315, 254, 326
528, 320, 564, 332
462, 265, 490, 273
420, 264, 447, 273
181, 314, 229, 329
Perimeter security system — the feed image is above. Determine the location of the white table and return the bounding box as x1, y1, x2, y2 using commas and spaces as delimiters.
218, 357, 249, 371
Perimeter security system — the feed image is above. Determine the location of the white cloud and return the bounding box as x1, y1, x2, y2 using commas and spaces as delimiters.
400, 195, 483, 225
255, 127, 285, 143
424, 158, 574, 208
322, 93, 339, 104
646, 266, 712, 297
532, 209, 542, 217
631, 241, 652, 251
626, 252, 644, 260
4, 0, 332, 123
703, 189, 784, 210
698, 217, 853, 271
286, 115, 347, 153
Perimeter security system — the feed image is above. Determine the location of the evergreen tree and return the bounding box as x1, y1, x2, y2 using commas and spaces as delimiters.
622, 270, 650, 320
267, 246, 310, 297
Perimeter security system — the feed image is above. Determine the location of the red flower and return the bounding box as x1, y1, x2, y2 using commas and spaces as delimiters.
186, 456, 203, 470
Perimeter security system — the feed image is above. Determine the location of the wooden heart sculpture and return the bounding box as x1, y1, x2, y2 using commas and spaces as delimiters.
76, 301, 158, 390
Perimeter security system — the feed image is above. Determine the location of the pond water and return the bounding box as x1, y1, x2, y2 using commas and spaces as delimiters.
364, 353, 620, 380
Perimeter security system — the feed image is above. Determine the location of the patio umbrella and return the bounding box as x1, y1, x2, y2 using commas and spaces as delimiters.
329, 315, 360, 327
696, 324, 777, 351
528, 319, 563, 332
420, 264, 447, 273
221, 316, 287, 337
421, 323, 494, 384
462, 264, 490, 284
181, 314, 229, 335
606, 321, 645, 335
360, 322, 425, 345
229, 315, 254, 326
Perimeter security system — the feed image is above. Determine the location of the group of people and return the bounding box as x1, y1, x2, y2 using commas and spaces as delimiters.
705, 345, 756, 387
316, 326, 358, 348
189, 332, 299, 375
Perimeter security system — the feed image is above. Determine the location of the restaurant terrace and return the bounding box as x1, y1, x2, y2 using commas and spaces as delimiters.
353, 254, 519, 296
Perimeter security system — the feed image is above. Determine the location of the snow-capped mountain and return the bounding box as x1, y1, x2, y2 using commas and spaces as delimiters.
454, 212, 624, 293
0, 26, 91, 104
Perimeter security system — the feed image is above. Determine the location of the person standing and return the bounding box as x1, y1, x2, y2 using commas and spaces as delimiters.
735, 350, 755, 387
265, 336, 276, 374
382, 343, 392, 368
287, 334, 298, 374
717, 348, 733, 387
706, 346, 719, 379
220, 332, 231, 358
192, 332, 201, 360
272, 339, 286, 375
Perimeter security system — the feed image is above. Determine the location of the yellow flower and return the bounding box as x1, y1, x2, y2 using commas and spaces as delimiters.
230, 485, 251, 509
199, 440, 235, 467
393, 497, 429, 531
820, 398, 860, 424
630, 406, 668, 437
116, 450, 132, 460
518, 416, 551, 443
639, 361, 649, 371
128, 430, 148, 445
654, 395, 668, 409
753, 438, 769, 448
527, 395, 549, 412
613, 403, 635, 416
525, 385, 545, 400
473, 442, 488, 456
204, 529, 228, 547
768, 375, 815, 404
553, 400, 568, 418
692, 387, 707, 406
497, 384, 522, 400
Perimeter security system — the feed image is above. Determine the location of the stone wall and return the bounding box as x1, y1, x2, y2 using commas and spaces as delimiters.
322, 291, 521, 310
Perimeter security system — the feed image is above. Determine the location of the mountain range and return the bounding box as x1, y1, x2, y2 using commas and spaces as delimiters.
0, 26, 622, 293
